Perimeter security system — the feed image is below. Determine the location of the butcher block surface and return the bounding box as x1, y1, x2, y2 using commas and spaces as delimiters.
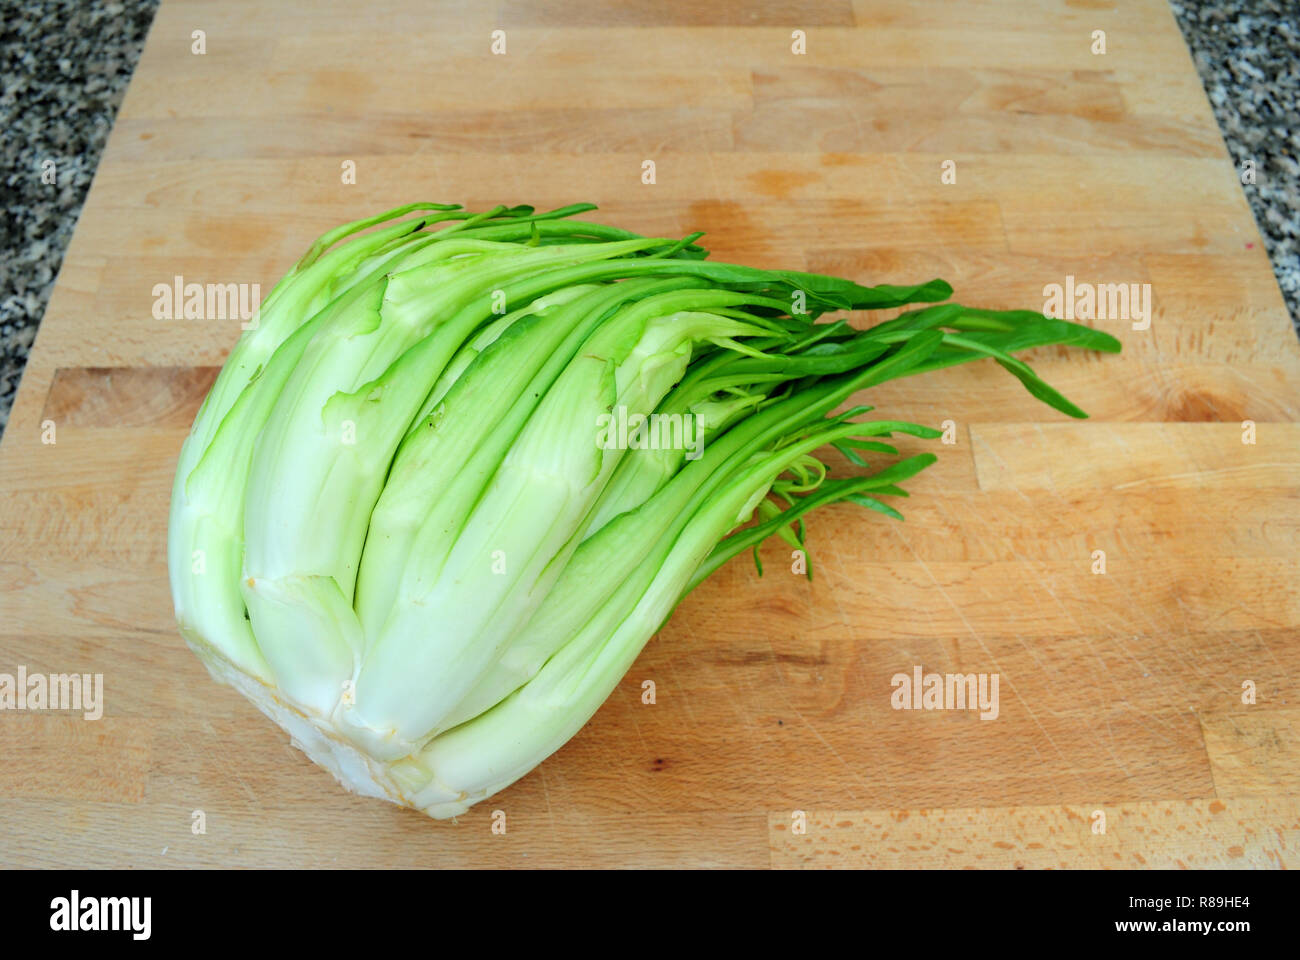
1, 0, 1297, 868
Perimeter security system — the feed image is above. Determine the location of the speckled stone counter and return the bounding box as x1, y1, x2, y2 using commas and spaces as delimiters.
1, 0, 1297, 435
1, 0, 159, 434
1169, 0, 1299, 335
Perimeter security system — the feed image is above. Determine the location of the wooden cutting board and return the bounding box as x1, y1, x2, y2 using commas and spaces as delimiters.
2, 0, 1297, 869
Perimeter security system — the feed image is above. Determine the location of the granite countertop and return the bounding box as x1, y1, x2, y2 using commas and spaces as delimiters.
2, 0, 1297, 437
1169, 0, 1299, 325
1, 0, 159, 436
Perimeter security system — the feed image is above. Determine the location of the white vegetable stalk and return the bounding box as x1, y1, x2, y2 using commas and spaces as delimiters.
168, 202, 1119, 818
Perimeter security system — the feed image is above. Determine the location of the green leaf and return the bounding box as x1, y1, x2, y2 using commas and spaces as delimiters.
845, 494, 904, 521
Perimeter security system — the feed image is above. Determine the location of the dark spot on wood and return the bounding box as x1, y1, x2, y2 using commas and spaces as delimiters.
42, 366, 220, 428
1167, 388, 1242, 422
715, 650, 828, 667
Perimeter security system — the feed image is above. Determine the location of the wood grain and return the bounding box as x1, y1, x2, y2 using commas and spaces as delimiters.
1, 0, 1296, 868
768, 799, 1298, 868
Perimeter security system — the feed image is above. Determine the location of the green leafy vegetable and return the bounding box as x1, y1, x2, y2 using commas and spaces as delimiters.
168, 202, 1119, 818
